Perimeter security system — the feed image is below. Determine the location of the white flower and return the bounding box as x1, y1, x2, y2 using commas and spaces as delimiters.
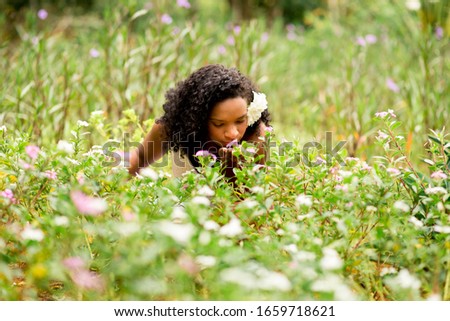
195, 255, 216, 268
191, 196, 210, 206
405, 0, 421, 11
57, 140, 75, 154
158, 221, 195, 245
393, 200, 410, 212
295, 194, 313, 207
21, 226, 44, 241
77, 120, 89, 127
366, 205, 377, 212
389, 269, 421, 290
409, 216, 423, 228
257, 270, 292, 291
171, 206, 187, 221
54, 216, 69, 226
250, 186, 264, 194
197, 185, 214, 196
203, 220, 220, 231
320, 248, 343, 271
242, 199, 259, 208
220, 265, 291, 292
139, 168, 159, 181
219, 217, 243, 237
425, 187, 447, 195
247, 91, 268, 126
380, 266, 397, 276
434, 225, 450, 234
0, 125, 6, 132
311, 275, 356, 300
377, 130, 389, 140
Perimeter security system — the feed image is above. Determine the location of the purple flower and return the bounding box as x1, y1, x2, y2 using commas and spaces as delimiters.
227, 35, 235, 46
172, 27, 181, 36
177, 0, 191, 9
286, 24, 295, 33
217, 45, 226, 55
226, 139, 239, 148
261, 32, 269, 43
233, 25, 241, 35
386, 78, 400, 93
365, 34, 377, 44
435, 27, 444, 40
37, 9, 48, 20
356, 36, 366, 46
161, 14, 173, 25
26, 145, 40, 160
89, 48, 100, 58
195, 150, 217, 162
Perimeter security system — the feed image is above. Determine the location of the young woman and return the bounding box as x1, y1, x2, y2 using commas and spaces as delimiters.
128, 64, 271, 178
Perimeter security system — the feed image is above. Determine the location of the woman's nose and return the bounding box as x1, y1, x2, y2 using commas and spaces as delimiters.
224, 126, 238, 140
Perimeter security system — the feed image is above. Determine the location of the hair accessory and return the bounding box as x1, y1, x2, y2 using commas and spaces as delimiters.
247, 91, 268, 126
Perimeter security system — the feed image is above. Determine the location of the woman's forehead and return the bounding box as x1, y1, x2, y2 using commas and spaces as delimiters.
209, 97, 248, 120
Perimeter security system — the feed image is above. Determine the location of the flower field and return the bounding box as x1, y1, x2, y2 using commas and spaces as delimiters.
0, 0, 449, 300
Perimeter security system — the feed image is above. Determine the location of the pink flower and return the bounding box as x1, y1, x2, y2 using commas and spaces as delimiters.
195, 150, 217, 162
227, 35, 235, 46
387, 168, 401, 176
386, 78, 400, 93
26, 145, 40, 160
122, 210, 136, 221
1, 189, 17, 203
375, 109, 396, 119
161, 14, 173, 24
233, 25, 241, 35
265, 126, 273, 133
335, 184, 348, 192
217, 45, 226, 55
70, 191, 107, 216
89, 48, 100, 58
44, 170, 57, 180
431, 170, 447, 180
365, 34, 377, 44
226, 139, 239, 148
435, 27, 443, 40
77, 173, 85, 185
356, 36, 366, 46
37, 9, 48, 20
261, 32, 269, 43
245, 147, 257, 154
20, 160, 34, 170
71, 270, 104, 291
177, 0, 191, 8
63, 257, 86, 270
361, 162, 373, 171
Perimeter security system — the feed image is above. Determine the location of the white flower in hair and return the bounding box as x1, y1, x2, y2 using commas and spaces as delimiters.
247, 91, 268, 126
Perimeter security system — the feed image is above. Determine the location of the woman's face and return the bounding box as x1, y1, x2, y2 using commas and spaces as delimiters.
207, 97, 248, 147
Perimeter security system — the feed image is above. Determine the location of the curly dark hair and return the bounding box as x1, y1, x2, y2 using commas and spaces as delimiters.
157, 64, 270, 166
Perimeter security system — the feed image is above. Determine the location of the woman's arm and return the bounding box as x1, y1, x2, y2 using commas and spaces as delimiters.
128, 122, 169, 176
